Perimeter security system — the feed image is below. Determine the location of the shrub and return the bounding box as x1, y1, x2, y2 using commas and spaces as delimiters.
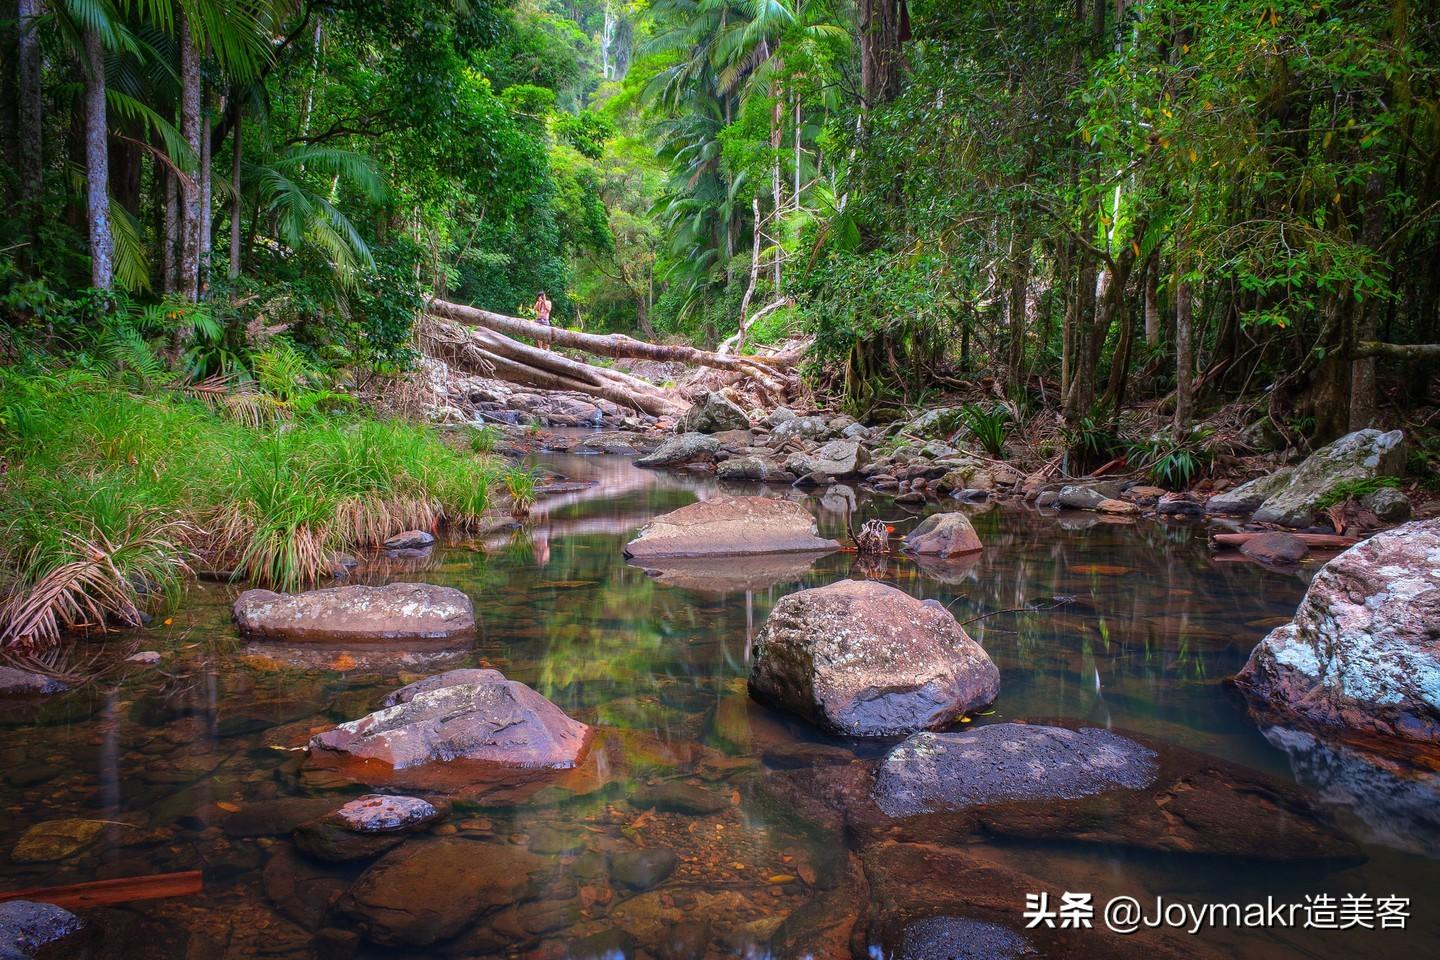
958, 404, 1012, 458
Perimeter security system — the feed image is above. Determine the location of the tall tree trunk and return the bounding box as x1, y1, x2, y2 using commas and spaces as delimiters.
163, 169, 179, 293
229, 103, 243, 278
1144, 256, 1160, 346
860, 0, 906, 107
82, 28, 113, 291
16, 0, 44, 235
1006, 233, 1030, 389
177, 11, 202, 301
1173, 277, 1194, 435
198, 87, 212, 294
771, 94, 784, 294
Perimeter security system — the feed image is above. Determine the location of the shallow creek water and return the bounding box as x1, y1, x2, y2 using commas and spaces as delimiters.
3, 444, 1439, 959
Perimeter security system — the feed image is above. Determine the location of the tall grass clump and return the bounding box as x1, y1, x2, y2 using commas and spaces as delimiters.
0, 369, 514, 647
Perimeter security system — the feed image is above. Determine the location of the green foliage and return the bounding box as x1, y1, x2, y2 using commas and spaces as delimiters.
468, 424, 501, 454
1129, 430, 1216, 490
1314, 475, 1402, 510
0, 371, 524, 644
958, 404, 1012, 458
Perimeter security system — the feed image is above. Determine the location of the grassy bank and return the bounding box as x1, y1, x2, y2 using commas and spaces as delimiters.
0, 370, 518, 648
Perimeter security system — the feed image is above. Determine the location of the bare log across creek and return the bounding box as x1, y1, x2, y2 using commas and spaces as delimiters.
425, 297, 800, 404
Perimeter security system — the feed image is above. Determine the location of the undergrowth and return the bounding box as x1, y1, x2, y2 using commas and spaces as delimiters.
0, 369, 516, 648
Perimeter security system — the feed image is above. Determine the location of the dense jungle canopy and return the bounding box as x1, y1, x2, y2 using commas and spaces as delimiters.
1, 0, 1438, 443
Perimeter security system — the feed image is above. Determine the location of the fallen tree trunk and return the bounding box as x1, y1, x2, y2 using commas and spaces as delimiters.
420, 316, 687, 417
428, 297, 795, 392
1210, 532, 1361, 550
0, 870, 202, 909
1354, 341, 1440, 361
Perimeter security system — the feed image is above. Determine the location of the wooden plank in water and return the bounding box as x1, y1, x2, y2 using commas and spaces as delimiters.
1211, 532, 1360, 550
0, 870, 202, 909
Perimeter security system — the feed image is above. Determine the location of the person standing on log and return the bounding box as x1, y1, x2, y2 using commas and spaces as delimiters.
532, 290, 554, 350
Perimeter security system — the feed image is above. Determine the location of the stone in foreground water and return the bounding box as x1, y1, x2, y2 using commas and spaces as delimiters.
233, 582, 476, 643
872, 724, 1158, 817
748, 580, 999, 736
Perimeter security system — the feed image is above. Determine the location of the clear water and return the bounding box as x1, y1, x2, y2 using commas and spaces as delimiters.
2, 446, 1437, 959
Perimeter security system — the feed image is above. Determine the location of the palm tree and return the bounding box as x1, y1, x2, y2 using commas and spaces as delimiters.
82, 22, 115, 289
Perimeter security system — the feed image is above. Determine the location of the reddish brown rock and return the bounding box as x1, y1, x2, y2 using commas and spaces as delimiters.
1238, 531, 1310, 565
310, 672, 590, 770
1236, 518, 1440, 743
902, 512, 983, 557
748, 580, 999, 736
233, 583, 475, 644
623, 495, 838, 559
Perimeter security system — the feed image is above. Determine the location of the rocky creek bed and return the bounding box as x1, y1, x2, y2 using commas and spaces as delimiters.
1, 444, 1438, 960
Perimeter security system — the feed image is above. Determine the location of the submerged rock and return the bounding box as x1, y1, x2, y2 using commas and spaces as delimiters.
310, 671, 590, 769
748, 580, 1000, 736
1235, 518, 1440, 742
10, 818, 105, 862
872, 725, 1158, 817
233, 582, 476, 644
677, 392, 750, 433
623, 495, 839, 559
0, 901, 82, 960
631, 552, 833, 594
339, 838, 541, 947
903, 512, 983, 557
1207, 428, 1405, 527
610, 848, 679, 890
0, 667, 68, 697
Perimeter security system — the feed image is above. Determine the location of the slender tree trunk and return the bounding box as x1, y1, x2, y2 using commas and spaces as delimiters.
163, 169, 179, 293
1144, 257, 1160, 346
198, 87, 212, 294
771, 94, 784, 294
793, 96, 802, 212
737, 196, 762, 353
229, 104, 243, 278
82, 28, 113, 291
177, 11, 202, 301
16, 0, 44, 232
1173, 277, 1194, 434
1006, 233, 1030, 389
1347, 175, 1389, 430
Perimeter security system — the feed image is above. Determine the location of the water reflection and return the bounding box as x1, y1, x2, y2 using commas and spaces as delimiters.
0, 447, 1436, 958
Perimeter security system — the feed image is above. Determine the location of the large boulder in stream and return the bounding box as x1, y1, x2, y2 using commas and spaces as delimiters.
903, 512, 983, 557
748, 580, 999, 736
676, 391, 750, 433
233, 583, 475, 644
784, 438, 868, 479
1235, 518, 1440, 743
310, 669, 590, 770
623, 494, 838, 559
1206, 428, 1405, 526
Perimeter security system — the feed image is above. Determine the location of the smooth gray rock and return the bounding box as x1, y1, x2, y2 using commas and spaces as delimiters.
903, 512, 983, 557
1362, 485, 1412, 522
677, 392, 750, 433
716, 454, 782, 482
623, 495, 838, 559
635, 432, 720, 468
1056, 483, 1121, 510
771, 415, 829, 441
1209, 429, 1405, 527
785, 439, 868, 478
872, 724, 1157, 817
383, 530, 435, 550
